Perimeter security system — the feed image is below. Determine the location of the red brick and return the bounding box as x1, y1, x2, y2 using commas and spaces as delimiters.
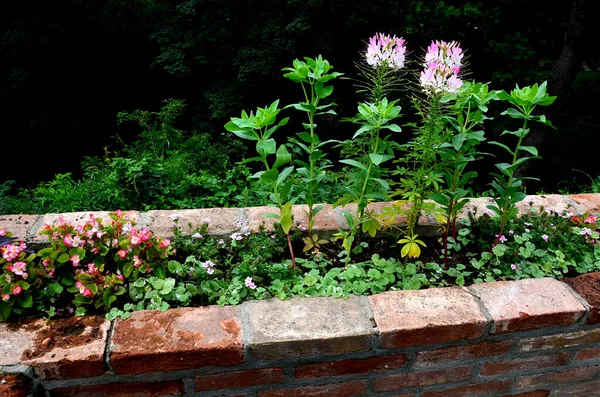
295, 354, 408, 379
569, 193, 600, 213
369, 288, 487, 348
501, 391, 550, 397
414, 340, 513, 368
552, 379, 600, 396
50, 380, 184, 397
110, 306, 243, 374
195, 368, 284, 391
480, 352, 569, 376
469, 278, 586, 334
515, 366, 598, 389
258, 380, 367, 397
562, 272, 600, 324
517, 328, 600, 352
422, 380, 512, 397
373, 365, 473, 392
574, 347, 600, 361
0, 374, 31, 397
1, 315, 110, 380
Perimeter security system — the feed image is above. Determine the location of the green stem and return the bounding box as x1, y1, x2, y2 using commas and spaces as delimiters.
492, 113, 530, 248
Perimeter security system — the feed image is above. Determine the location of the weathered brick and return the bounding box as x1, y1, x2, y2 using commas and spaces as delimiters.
422, 380, 512, 397
551, 379, 600, 396
247, 204, 341, 238
0, 374, 31, 397
574, 347, 600, 361
469, 278, 586, 334
369, 287, 487, 348
295, 354, 408, 379
195, 368, 284, 391
480, 352, 569, 376
245, 296, 373, 360
517, 328, 600, 352
110, 306, 243, 374
0, 315, 110, 380
50, 380, 184, 397
501, 391, 550, 397
144, 208, 242, 239
373, 366, 473, 392
413, 340, 513, 368
258, 380, 367, 397
515, 366, 598, 389
0, 214, 39, 242
569, 193, 600, 213
516, 195, 579, 216
562, 272, 600, 324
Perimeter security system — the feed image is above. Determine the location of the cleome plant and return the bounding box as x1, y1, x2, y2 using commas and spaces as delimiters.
3, 32, 597, 324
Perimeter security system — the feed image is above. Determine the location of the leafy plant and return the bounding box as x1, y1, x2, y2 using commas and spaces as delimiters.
488, 82, 556, 246
283, 55, 342, 247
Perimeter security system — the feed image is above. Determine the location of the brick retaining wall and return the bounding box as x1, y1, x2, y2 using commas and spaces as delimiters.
1, 194, 600, 396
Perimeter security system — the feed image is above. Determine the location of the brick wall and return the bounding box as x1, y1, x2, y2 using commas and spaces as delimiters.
1, 193, 600, 397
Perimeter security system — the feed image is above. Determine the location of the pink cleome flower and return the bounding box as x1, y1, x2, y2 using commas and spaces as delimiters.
365, 33, 407, 71
420, 40, 464, 95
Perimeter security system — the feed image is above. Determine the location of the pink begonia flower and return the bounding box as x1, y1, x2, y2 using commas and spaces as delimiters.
129, 232, 141, 246
133, 256, 142, 267
1, 294, 9, 301
71, 254, 81, 267
12, 285, 22, 296
87, 263, 98, 274
0, 228, 5, 236
9, 261, 27, 278
115, 209, 123, 218
76, 281, 93, 297
365, 33, 407, 71
420, 40, 463, 95
159, 238, 171, 249
584, 214, 598, 224
117, 250, 128, 259
116, 271, 124, 281
245, 277, 257, 290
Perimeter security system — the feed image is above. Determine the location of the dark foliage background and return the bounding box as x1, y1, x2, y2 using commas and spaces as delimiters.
1, 0, 598, 192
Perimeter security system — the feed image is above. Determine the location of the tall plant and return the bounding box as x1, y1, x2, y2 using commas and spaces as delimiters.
282, 56, 342, 249
488, 82, 556, 247
224, 100, 298, 268
393, 41, 465, 259
431, 82, 499, 267
334, 33, 406, 265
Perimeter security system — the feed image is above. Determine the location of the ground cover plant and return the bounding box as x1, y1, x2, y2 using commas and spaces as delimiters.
2, 33, 599, 323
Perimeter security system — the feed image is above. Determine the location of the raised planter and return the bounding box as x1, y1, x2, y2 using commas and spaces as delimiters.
1, 193, 600, 397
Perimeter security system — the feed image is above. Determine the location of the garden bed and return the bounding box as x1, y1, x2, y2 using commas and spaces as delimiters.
1, 193, 600, 396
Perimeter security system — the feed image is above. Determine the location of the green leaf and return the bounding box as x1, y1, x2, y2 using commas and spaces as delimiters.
154, 264, 167, 279
519, 146, 538, 156
19, 294, 33, 308
280, 202, 294, 234
369, 153, 394, 166
339, 159, 367, 171
273, 145, 292, 169
501, 108, 526, 119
